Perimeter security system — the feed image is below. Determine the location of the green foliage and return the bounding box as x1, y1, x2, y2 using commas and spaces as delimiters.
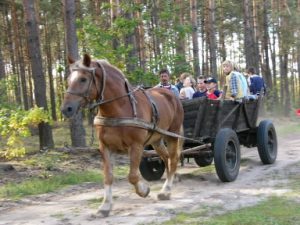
0, 107, 52, 159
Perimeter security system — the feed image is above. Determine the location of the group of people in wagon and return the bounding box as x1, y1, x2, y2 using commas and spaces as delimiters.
155, 60, 265, 101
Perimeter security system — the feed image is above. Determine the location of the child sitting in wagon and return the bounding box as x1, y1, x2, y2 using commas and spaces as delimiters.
179, 75, 196, 100
204, 77, 222, 100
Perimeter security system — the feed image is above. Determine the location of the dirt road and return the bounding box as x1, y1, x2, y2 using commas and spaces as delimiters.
0, 131, 300, 225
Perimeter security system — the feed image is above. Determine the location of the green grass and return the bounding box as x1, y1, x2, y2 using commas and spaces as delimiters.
156, 197, 300, 225
0, 170, 103, 199
274, 121, 300, 136
23, 151, 69, 170
203, 197, 300, 225
114, 165, 130, 179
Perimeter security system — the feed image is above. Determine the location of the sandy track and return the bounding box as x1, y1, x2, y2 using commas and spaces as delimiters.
0, 132, 300, 225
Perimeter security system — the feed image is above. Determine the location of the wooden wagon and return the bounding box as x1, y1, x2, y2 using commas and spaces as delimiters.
139, 96, 278, 182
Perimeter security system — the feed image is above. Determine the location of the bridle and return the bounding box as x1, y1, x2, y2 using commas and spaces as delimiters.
66, 62, 104, 104
65, 61, 140, 113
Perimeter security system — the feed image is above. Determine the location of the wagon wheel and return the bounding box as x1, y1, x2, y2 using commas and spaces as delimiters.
194, 153, 213, 167
214, 128, 241, 182
139, 157, 165, 181
257, 120, 277, 164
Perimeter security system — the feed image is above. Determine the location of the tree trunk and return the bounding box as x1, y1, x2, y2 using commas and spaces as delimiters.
190, 0, 200, 76
243, 0, 259, 70
151, 0, 161, 69
110, 0, 120, 52
0, 47, 5, 79
12, 0, 29, 110
261, 0, 272, 90
124, 1, 137, 75
4, 7, 21, 105
62, 0, 86, 147
279, 0, 291, 116
23, 0, 54, 149
174, 0, 187, 74
207, 0, 217, 78
135, 0, 146, 73
44, 16, 57, 121
218, 0, 226, 62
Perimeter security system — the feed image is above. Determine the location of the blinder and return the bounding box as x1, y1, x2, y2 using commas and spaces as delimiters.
66, 66, 100, 102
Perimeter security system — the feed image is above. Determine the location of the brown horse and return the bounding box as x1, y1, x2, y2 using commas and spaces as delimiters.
61, 54, 184, 217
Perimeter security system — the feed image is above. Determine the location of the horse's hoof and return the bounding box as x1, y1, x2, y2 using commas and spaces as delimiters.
136, 182, 150, 198
138, 186, 150, 198
144, 186, 150, 197
97, 203, 112, 217
96, 209, 110, 217
157, 192, 171, 200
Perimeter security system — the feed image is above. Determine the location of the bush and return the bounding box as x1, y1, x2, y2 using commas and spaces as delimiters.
0, 107, 52, 159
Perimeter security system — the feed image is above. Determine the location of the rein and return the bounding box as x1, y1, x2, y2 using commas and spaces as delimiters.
88, 85, 142, 110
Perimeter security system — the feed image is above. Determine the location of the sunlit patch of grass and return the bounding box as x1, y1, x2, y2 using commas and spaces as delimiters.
114, 165, 129, 179
0, 170, 102, 199
155, 197, 300, 225
287, 162, 300, 196
202, 197, 300, 225
23, 151, 69, 171
275, 121, 300, 136
151, 207, 209, 225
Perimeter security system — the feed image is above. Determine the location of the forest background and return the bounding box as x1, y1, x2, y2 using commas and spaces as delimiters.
0, 0, 300, 155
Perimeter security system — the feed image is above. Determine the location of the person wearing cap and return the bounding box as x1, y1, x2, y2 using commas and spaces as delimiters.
155, 68, 179, 97
205, 78, 222, 100
193, 76, 207, 98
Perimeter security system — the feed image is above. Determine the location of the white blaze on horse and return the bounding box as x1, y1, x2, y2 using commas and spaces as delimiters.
61, 54, 184, 217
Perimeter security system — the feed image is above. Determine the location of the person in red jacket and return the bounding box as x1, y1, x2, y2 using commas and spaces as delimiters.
204, 78, 222, 100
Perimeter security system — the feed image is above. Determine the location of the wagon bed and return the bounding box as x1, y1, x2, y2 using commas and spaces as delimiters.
182, 97, 259, 148
140, 96, 278, 182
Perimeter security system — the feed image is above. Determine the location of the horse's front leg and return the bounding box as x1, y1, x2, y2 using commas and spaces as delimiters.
128, 144, 150, 198
97, 144, 114, 217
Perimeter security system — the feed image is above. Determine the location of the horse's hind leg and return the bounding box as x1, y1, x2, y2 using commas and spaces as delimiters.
157, 137, 181, 200
97, 145, 114, 217
128, 144, 150, 198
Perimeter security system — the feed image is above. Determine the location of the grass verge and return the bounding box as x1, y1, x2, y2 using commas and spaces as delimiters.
0, 170, 103, 199
158, 197, 300, 225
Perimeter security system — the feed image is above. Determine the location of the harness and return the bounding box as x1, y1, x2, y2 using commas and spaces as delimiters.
66, 61, 201, 144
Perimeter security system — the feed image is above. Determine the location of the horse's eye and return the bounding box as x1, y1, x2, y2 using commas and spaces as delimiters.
80, 77, 87, 83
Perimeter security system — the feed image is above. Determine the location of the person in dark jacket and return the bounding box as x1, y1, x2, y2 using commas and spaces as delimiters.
247, 67, 266, 95
193, 76, 207, 98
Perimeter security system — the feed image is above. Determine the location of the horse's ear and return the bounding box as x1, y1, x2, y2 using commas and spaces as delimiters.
68, 55, 75, 64
83, 54, 91, 67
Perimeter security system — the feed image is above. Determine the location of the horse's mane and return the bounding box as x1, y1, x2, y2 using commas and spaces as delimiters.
71, 58, 126, 80
95, 60, 126, 79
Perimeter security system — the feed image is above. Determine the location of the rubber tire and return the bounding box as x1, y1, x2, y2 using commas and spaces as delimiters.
214, 128, 241, 182
257, 120, 277, 164
139, 157, 165, 181
194, 153, 213, 167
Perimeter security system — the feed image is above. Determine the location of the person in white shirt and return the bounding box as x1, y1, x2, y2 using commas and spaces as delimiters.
179, 75, 195, 100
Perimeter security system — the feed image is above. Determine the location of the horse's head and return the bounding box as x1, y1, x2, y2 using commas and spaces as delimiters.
61, 54, 100, 118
